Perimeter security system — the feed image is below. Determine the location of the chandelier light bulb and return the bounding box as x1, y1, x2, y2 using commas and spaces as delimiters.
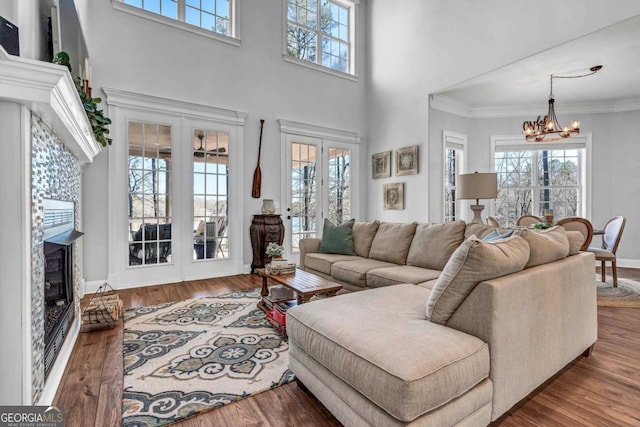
571, 120, 579, 129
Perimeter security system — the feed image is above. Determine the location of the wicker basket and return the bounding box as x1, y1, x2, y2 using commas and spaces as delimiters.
81, 283, 122, 332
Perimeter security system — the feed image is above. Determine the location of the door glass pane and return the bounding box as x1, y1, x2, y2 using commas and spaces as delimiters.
291, 142, 317, 251
128, 122, 172, 266
444, 147, 457, 222
193, 129, 230, 260
327, 147, 350, 225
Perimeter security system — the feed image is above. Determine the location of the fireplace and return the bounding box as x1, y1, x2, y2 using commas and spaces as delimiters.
43, 199, 83, 378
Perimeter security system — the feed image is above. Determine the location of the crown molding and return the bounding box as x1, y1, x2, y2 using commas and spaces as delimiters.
102, 87, 248, 125
430, 94, 640, 118
0, 47, 101, 164
278, 118, 361, 144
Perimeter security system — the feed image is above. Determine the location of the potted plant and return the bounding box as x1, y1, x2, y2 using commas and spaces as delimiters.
52, 52, 112, 147
265, 242, 284, 258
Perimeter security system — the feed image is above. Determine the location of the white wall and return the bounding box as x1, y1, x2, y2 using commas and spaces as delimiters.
0, 2, 16, 24
0, 102, 27, 404
367, 0, 640, 222
430, 106, 640, 263
78, 1, 368, 281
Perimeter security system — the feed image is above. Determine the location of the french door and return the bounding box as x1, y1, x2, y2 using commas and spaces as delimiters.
283, 132, 358, 264
107, 91, 245, 289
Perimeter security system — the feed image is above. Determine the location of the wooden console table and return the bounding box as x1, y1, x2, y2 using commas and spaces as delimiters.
249, 214, 285, 273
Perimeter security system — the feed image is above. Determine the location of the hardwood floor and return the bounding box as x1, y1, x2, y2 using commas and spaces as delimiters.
54, 269, 640, 426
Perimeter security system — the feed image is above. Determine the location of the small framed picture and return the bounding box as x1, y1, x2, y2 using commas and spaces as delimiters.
383, 182, 404, 210
372, 151, 391, 179
395, 145, 419, 176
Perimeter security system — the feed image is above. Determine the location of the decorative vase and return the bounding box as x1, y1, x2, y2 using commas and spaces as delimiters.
261, 199, 275, 214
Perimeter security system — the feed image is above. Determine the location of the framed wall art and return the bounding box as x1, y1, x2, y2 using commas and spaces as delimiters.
395, 145, 418, 176
372, 151, 391, 179
383, 182, 404, 210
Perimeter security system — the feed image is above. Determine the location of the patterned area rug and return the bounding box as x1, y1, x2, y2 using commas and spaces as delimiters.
597, 277, 640, 308
122, 288, 294, 427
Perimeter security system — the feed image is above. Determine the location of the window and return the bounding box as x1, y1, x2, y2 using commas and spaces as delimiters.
327, 147, 351, 224
128, 121, 172, 266
443, 131, 467, 222
286, 0, 354, 74
121, 0, 233, 37
193, 129, 229, 260
493, 137, 589, 227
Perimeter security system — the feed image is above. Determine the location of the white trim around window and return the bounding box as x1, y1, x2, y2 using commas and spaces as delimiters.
103, 88, 248, 289
112, 0, 242, 46
282, 0, 359, 80
490, 133, 592, 221
442, 130, 467, 222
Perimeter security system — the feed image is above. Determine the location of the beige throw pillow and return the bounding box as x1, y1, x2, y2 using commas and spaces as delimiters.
566, 230, 586, 255
514, 226, 570, 268
426, 235, 530, 325
352, 220, 380, 258
406, 221, 466, 270
368, 222, 417, 265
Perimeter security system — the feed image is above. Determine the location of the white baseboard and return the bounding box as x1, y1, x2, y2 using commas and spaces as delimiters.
84, 267, 255, 295
37, 316, 80, 406
84, 279, 109, 295
616, 258, 640, 269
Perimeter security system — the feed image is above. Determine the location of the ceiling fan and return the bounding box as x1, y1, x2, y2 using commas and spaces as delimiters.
193, 134, 227, 158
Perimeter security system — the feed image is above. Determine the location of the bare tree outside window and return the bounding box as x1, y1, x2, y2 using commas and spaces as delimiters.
287, 0, 351, 73
495, 149, 581, 226
327, 148, 351, 225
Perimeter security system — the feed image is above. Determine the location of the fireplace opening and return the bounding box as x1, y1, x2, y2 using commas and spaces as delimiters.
43, 199, 83, 378
43, 241, 75, 377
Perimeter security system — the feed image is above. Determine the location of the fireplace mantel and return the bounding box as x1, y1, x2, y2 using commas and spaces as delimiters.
0, 47, 101, 164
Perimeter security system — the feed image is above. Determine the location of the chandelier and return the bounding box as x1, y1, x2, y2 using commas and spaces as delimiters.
523, 65, 603, 142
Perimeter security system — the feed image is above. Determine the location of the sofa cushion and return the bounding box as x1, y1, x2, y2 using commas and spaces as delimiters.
566, 230, 585, 255
287, 284, 490, 422
331, 258, 398, 288
368, 222, 417, 264
427, 235, 530, 325
514, 226, 570, 268
352, 220, 380, 258
305, 253, 363, 275
366, 265, 441, 288
406, 221, 466, 270
319, 218, 356, 255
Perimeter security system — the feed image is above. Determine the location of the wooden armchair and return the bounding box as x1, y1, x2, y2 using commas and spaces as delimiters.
556, 217, 594, 251
588, 216, 626, 287
515, 215, 541, 227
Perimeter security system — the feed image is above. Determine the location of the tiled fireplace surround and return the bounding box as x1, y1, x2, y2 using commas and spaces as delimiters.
30, 115, 82, 403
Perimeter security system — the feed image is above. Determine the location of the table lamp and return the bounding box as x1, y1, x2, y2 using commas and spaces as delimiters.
458, 172, 498, 224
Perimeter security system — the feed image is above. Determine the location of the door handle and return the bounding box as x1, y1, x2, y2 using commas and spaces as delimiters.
287, 215, 291, 220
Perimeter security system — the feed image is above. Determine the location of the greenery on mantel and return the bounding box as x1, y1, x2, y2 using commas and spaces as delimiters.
53, 52, 112, 147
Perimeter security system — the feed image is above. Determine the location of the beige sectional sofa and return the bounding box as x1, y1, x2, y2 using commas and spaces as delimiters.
288, 220, 597, 426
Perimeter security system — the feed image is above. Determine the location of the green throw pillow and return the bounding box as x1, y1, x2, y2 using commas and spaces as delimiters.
318, 218, 356, 255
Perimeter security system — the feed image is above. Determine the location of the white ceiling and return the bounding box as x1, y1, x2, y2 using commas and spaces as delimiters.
431, 14, 640, 118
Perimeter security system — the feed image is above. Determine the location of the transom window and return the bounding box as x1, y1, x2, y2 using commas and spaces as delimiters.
122, 0, 232, 36
493, 139, 588, 227
286, 0, 354, 74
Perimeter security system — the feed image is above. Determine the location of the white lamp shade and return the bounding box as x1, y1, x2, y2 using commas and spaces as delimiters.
458, 172, 498, 200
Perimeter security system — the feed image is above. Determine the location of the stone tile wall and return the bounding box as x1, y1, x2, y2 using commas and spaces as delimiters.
30, 114, 81, 403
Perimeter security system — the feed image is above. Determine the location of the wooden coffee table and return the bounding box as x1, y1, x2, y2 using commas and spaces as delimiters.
256, 268, 342, 312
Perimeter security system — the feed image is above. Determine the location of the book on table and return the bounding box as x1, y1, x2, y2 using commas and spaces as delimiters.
263, 285, 295, 310
274, 299, 298, 314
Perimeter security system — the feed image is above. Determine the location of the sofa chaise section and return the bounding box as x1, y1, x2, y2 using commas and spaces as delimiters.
288, 284, 493, 426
